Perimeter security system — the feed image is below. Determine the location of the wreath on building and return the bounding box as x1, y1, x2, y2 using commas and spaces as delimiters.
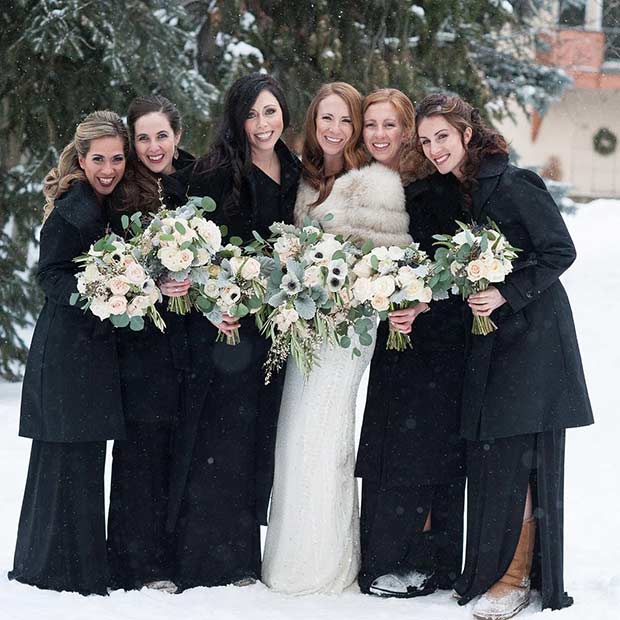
593, 128, 617, 156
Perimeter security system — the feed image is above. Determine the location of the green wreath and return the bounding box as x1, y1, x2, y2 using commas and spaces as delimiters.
593, 127, 617, 156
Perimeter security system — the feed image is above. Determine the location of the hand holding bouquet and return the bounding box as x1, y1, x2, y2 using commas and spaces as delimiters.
433, 220, 519, 335
71, 233, 165, 332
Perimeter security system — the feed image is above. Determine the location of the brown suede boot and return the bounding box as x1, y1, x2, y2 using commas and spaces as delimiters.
473, 517, 536, 620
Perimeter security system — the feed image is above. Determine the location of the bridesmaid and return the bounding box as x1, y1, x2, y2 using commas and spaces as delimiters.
356, 89, 467, 598
168, 72, 301, 590
416, 93, 593, 619
262, 83, 411, 595
9, 111, 127, 595
106, 95, 194, 592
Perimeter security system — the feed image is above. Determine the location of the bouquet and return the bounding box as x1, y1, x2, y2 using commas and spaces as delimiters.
192, 243, 267, 345
432, 220, 519, 335
254, 221, 375, 383
350, 243, 449, 351
132, 194, 221, 315
70, 233, 165, 332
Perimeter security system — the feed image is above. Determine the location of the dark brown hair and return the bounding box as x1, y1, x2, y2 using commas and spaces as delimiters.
415, 94, 508, 208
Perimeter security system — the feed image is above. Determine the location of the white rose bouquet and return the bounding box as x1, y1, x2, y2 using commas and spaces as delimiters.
70, 233, 165, 332
432, 219, 520, 335
351, 243, 448, 351
253, 221, 374, 383
192, 243, 267, 345
131, 194, 221, 315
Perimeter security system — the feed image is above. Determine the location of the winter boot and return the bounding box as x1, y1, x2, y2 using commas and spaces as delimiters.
473, 517, 536, 620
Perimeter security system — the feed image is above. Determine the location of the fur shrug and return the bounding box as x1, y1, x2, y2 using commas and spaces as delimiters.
294, 162, 412, 248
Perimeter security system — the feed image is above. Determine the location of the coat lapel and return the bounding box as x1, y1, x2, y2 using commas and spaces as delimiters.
472, 154, 509, 222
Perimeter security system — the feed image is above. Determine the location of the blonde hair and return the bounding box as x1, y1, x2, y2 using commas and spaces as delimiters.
301, 82, 369, 206
43, 110, 129, 219
363, 88, 434, 184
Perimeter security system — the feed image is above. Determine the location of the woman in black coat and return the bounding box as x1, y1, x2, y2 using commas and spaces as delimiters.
106, 95, 195, 592
416, 94, 593, 620
9, 111, 128, 595
355, 89, 467, 597
167, 73, 301, 591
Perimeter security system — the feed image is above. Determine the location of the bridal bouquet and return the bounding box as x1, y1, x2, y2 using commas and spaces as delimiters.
432, 220, 519, 335
192, 243, 267, 345
131, 194, 221, 315
254, 221, 374, 383
70, 233, 165, 332
351, 243, 449, 351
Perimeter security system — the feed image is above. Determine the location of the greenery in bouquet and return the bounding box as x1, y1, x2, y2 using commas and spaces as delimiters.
252, 220, 375, 384
351, 243, 450, 351
70, 233, 165, 332
433, 219, 519, 335
128, 193, 221, 315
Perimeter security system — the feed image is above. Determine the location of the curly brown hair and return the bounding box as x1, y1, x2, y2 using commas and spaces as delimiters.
301, 82, 369, 207
414, 94, 508, 209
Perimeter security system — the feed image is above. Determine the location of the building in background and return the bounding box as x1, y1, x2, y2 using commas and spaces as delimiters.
498, 0, 620, 198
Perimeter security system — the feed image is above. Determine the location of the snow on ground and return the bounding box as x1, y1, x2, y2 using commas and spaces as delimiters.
1, 201, 618, 620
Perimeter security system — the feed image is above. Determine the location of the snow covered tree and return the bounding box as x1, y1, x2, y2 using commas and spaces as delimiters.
0, 0, 215, 380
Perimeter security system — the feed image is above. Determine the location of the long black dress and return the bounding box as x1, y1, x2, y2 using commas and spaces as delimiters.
168, 140, 301, 590
451, 155, 594, 610
106, 152, 195, 590
355, 174, 467, 593
9, 181, 125, 595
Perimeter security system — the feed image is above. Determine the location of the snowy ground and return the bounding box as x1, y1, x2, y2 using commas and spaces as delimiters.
1, 200, 618, 620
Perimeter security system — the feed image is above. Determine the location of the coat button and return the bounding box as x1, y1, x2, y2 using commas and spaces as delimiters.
526, 290, 534, 299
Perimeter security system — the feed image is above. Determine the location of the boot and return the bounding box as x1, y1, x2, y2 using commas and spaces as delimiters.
473, 517, 536, 620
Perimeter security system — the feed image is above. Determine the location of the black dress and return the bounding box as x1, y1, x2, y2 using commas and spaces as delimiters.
168, 141, 301, 590
9, 181, 125, 595
451, 155, 593, 610
106, 152, 195, 590
355, 174, 467, 592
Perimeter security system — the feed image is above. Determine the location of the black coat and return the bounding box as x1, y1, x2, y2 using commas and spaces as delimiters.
19, 182, 125, 442
460, 155, 594, 440
108, 152, 194, 424
355, 175, 467, 487
167, 139, 302, 528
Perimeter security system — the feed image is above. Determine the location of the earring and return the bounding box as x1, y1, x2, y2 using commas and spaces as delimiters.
174, 146, 179, 160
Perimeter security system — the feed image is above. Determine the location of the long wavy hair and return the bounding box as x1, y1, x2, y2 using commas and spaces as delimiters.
301, 82, 368, 207
43, 110, 129, 220
414, 93, 508, 208
363, 88, 434, 184
194, 73, 291, 216
120, 94, 183, 214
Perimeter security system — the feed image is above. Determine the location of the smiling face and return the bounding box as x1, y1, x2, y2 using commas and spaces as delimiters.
315, 93, 354, 169
417, 115, 472, 180
243, 89, 284, 158
133, 111, 180, 175
78, 136, 126, 200
363, 100, 407, 169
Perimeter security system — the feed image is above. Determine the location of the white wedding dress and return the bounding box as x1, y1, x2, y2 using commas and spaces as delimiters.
262, 164, 411, 595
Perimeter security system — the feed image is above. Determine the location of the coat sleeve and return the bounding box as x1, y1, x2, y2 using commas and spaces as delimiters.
496, 168, 576, 314
36, 209, 84, 306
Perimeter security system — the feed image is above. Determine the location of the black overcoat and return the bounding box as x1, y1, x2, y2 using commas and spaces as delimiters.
19, 181, 125, 442
460, 154, 594, 440
355, 175, 467, 487
167, 140, 301, 529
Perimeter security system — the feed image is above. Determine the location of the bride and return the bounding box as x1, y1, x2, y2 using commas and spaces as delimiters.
262, 82, 412, 594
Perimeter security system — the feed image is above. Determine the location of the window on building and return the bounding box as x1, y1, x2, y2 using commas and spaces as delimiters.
558, 0, 586, 27
603, 0, 620, 62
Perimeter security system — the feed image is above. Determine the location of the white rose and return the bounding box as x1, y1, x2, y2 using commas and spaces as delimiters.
303, 265, 322, 287
175, 249, 194, 270
127, 297, 146, 317
466, 259, 487, 282
452, 230, 469, 246
418, 286, 433, 303
388, 246, 405, 261
352, 277, 372, 302
397, 265, 417, 287
450, 261, 464, 277
404, 278, 424, 301
231, 257, 261, 281
370, 294, 390, 312
108, 276, 130, 296
193, 248, 211, 266
479, 249, 494, 263
370, 246, 390, 261
502, 259, 513, 275
200, 220, 222, 252
90, 297, 111, 320
353, 258, 373, 278
203, 280, 220, 298
283, 308, 299, 323
486, 258, 506, 283
124, 263, 146, 285
157, 246, 178, 271
83, 263, 101, 283
371, 275, 396, 298
108, 295, 128, 315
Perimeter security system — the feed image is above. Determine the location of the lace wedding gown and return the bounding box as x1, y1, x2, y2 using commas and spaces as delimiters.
262, 164, 411, 595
